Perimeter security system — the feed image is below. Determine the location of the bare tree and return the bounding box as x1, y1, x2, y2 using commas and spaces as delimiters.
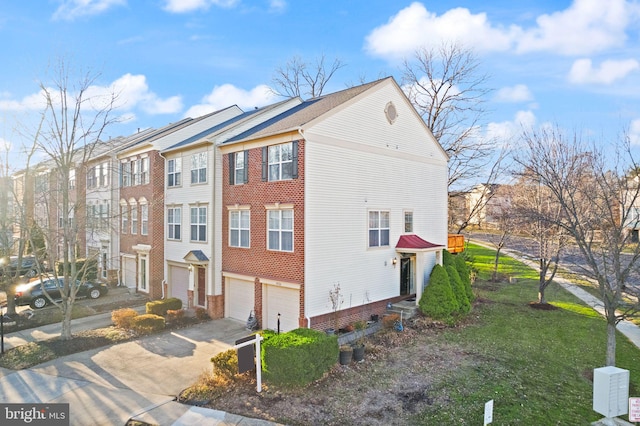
271, 54, 346, 99
401, 42, 495, 191
515, 125, 640, 366
25, 60, 118, 340
511, 175, 565, 304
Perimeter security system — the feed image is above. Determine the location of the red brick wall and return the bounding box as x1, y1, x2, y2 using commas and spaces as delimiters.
119, 151, 165, 300
222, 140, 306, 322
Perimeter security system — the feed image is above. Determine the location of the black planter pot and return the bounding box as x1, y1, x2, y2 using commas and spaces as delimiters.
339, 348, 353, 365
352, 344, 365, 362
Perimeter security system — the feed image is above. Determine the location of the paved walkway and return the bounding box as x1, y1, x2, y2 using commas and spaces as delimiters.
0, 308, 281, 425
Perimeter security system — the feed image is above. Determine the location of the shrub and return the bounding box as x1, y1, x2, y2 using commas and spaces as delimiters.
195, 307, 209, 320
167, 309, 185, 323
211, 349, 239, 381
447, 265, 471, 314
56, 258, 98, 281
262, 328, 338, 387
130, 314, 165, 334
419, 264, 458, 320
443, 249, 455, 268
112, 308, 138, 329
146, 298, 182, 316
455, 254, 474, 302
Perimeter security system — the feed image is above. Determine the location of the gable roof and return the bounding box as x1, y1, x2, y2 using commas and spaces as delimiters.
223, 78, 388, 144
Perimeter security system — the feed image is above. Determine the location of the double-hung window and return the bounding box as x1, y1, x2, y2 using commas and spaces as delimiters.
268, 209, 293, 252
262, 141, 298, 181
87, 166, 97, 189
121, 204, 128, 234
130, 202, 138, 234
368, 210, 390, 247
404, 211, 413, 233
229, 151, 248, 185
140, 157, 149, 184
190, 206, 207, 242
191, 152, 207, 184
121, 162, 131, 187
229, 210, 250, 247
168, 158, 181, 187
141, 204, 148, 235
167, 207, 181, 240
132, 159, 140, 186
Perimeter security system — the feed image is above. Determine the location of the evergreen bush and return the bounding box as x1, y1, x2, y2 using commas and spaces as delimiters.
211, 349, 239, 381
146, 297, 183, 316
447, 265, 470, 314
262, 328, 338, 387
419, 264, 458, 320
130, 314, 165, 334
455, 254, 474, 302
443, 249, 455, 267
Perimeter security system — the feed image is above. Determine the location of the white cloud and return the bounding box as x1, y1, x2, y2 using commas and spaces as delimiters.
485, 110, 537, 141
162, 0, 238, 13
568, 58, 640, 84
515, 0, 636, 55
365, 2, 515, 60
52, 0, 126, 21
184, 84, 277, 118
269, 0, 286, 13
366, 1, 640, 61
494, 84, 533, 103
0, 74, 182, 116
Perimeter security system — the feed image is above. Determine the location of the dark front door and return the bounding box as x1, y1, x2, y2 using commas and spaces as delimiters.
197, 266, 206, 306
400, 257, 411, 296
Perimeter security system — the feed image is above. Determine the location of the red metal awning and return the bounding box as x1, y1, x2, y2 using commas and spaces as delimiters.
395, 234, 445, 251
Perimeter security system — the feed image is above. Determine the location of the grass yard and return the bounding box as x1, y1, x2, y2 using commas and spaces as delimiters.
414, 244, 640, 424
187, 243, 640, 425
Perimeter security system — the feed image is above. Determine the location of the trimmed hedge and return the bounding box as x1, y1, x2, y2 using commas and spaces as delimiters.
447, 265, 470, 314
146, 297, 183, 316
112, 308, 138, 329
211, 349, 239, 381
130, 314, 165, 334
455, 254, 474, 302
262, 328, 338, 387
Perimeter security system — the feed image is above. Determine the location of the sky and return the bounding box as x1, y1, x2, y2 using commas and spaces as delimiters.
1, 0, 639, 170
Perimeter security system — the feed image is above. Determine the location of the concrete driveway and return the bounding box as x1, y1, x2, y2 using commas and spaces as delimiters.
0, 318, 271, 425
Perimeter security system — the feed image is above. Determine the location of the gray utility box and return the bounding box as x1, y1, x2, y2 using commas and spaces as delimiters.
593, 366, 629, 418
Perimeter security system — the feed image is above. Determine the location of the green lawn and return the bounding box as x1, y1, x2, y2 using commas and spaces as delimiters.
411, 243, 640, 424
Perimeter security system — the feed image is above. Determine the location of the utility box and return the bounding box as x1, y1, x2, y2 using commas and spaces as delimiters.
593, 366, 629, 418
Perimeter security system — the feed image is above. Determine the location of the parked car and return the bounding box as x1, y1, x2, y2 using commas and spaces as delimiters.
0, 256, 40, 278
14, 277, 109, 309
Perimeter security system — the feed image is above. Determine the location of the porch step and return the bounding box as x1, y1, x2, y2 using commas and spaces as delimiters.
387, 299, 419, 319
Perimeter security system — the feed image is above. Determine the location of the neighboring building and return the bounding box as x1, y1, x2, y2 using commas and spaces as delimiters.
219, 77, 448, 332
161, 98, 303, 315
117, 107, 244, 299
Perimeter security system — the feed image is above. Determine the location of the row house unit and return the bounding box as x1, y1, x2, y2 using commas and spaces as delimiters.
12, 77, 448, 335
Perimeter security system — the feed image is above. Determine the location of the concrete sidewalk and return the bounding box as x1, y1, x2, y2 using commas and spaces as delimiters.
0, 315, 281, 425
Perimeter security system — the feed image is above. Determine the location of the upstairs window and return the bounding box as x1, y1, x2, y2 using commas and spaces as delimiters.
229, 210, 250, 248
268, 209, 293, 252
191, 152, 207, 184
262, 141, 298, 181
190, 206, 207, 242
121, 204, 128, 234
168, 158, 181, 187
121, 162, 131, 187
140, 157, 149, 185
404, 211, 413, 233
130, 202, 138, 235
369, 210, 390, 247
141, 203, 148, 235
229, 151, 248, 185
167, 207, 181, 240
87, 166, 97, 189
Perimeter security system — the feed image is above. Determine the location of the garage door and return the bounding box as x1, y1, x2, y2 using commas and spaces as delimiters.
264, 285, 300, 332
169, 265, 189, 307
122, 257, 136, 289
226, 278, 254, 322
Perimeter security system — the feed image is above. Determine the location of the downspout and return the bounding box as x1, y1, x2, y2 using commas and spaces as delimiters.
158, 151, 169, 300
298, 127, 311, 329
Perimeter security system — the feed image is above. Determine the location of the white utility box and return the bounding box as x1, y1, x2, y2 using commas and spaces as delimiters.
593, 366, 629, 418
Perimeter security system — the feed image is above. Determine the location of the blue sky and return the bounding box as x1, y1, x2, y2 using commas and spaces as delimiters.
1, 0, 639, 169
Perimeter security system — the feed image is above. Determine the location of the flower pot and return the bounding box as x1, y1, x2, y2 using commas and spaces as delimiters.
339, 348, 353, 365
352, 344, 365, 362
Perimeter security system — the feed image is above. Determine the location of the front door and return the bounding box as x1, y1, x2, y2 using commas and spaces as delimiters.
197, 266, 206, 306
400, 257, 415, 296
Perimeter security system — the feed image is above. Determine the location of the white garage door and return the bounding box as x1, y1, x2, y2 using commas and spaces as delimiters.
226, 278, 254, 322
264, 285, 300, 332
122, 257, 136, 289
169, 265, 189, 307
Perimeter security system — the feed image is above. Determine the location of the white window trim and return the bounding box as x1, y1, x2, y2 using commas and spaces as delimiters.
229, 209, 250, 248
267, 208, 294, 252
190, 205, 208, 242
167, 206, 182, 241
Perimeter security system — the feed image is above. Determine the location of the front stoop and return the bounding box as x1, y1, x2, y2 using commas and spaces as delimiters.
388, 300, 419, 319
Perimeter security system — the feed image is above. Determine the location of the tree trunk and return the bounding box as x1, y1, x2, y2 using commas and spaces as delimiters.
4, 284, 17, 315
492, 248, 501, 282
537, 290, 546, 304
606, 321, 616, 366
60, 300, 73, 340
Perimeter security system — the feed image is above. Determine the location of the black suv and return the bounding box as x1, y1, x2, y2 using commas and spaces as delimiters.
0, 256, 39, 278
